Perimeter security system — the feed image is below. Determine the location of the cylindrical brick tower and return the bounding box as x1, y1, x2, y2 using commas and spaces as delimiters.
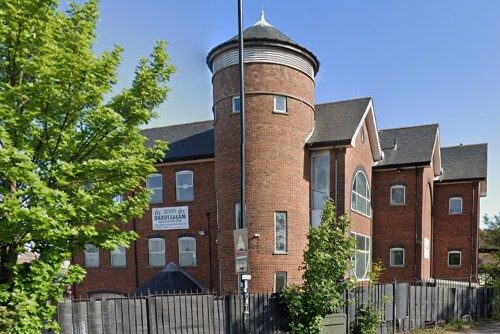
207, 12, 319, 293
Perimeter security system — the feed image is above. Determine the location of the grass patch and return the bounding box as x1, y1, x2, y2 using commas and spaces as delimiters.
412, 317, 495, 333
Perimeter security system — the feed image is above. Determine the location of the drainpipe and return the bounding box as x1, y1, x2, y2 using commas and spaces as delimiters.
206, 211, 214, 291
428, 181, 434, 278
470, 182, 476, 282
334, 149, 338, 218
414, 167, 419, 281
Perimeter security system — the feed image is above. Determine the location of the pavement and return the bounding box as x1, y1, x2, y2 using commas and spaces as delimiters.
446, 322, 500, 333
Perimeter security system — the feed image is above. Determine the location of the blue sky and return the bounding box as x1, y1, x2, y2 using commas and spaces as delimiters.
89, 0, 499, 218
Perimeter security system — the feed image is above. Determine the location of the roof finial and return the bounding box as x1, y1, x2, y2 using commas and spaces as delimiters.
253, 6, 273, 27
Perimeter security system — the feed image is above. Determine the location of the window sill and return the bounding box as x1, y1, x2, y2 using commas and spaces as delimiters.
176, 200, 194, 203
448, 213, 463, 216
179, 265, 197, 268
85, 266, 100, 269
272, 111, 288, 115
448, 265, 462, 268
389, 203, 406, 207
389, 265, 406, 268
273, 252, 288, 255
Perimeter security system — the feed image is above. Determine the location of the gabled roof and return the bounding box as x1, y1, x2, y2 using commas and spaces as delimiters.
132, 263, 207, 295
375, 124, 439, 169
439, 144, 487, 182
141, 121, 214, 163
308, 97, 383, 160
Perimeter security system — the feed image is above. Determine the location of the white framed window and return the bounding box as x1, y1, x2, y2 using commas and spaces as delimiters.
178, 237, 196, 267
147, 173, 163, 204
274, 212, 287, 253
311, 152, 330, 228
235, 202, 243, 229
449, 197, 463, 214
351, 234, 371, 280
84, 244, 99, 267
351, 170, 371, 217
448, 251, 462, 267
110, 247, 126, 267
360, 128, 365, 143
273, 96, 287, 114
176, 170, 194, 202
390, 185, 406, 205
390, 247, 405, 267
274, 272, 287, 292
232, 96, 241, 113
148, 238, 166, 267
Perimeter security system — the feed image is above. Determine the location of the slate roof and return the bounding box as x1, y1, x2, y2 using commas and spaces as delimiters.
141, 121, 214, 163
206, 19, 319, 74
132, 263, 207, 295
439, 144, 487, 181
308, 97, 372, 146
375, 124, 439, 168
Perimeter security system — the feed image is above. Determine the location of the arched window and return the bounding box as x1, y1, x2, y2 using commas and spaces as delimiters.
390, 185, 406, 205
390, 247, 405, 267
351, 234, 370, 280
351, 171, 371, 217
176, 170, 194, 202
178, 237, 196, 267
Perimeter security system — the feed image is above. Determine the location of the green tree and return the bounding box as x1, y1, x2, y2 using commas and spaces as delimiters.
0, 0, 174, 332
283, 199, 356, 334
480, 213, 500, 287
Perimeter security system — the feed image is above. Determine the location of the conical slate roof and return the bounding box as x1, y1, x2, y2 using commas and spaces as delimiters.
132, 262, 207, 296
207, 11, 319, 74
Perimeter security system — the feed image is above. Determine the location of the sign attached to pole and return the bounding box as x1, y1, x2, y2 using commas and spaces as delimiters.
152, 206, 189, 230
234, 228, 249, 273
235, 255, 248, 273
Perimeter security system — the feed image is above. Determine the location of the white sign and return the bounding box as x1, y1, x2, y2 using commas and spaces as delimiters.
424, 238, 430, 259
235, 255, 248, 273
152, 206, 189, 230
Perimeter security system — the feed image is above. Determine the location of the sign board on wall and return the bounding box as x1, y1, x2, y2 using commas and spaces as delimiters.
152, 206, 189, 230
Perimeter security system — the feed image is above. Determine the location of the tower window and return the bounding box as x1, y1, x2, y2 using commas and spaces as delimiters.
449, 197, 463, 214
448, 251, 462, 267
232, 96, 241, 113
273, 96, 287, 114
390, 185, 406, 205
274, 272, 287, 292
390, 247, 405, 267
274, 212, 287, 253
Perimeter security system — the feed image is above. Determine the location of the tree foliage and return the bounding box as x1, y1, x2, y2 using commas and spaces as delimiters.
0, 0, 174, 332
283, 199, 355, 334
479, 214, 500, 287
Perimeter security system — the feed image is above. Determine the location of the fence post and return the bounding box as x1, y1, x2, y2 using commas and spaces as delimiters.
392, 281, 397, 334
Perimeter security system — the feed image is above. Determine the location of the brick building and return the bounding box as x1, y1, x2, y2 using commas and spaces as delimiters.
73, 14, 488, 297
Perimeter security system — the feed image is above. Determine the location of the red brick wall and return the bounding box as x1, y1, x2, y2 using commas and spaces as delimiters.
344, 120, 374, 237
372, 167, 430, 282
420, 166, 434, 278
433, 181, 480, 281
73, 160, 217, 297
212, 63, 315, 292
